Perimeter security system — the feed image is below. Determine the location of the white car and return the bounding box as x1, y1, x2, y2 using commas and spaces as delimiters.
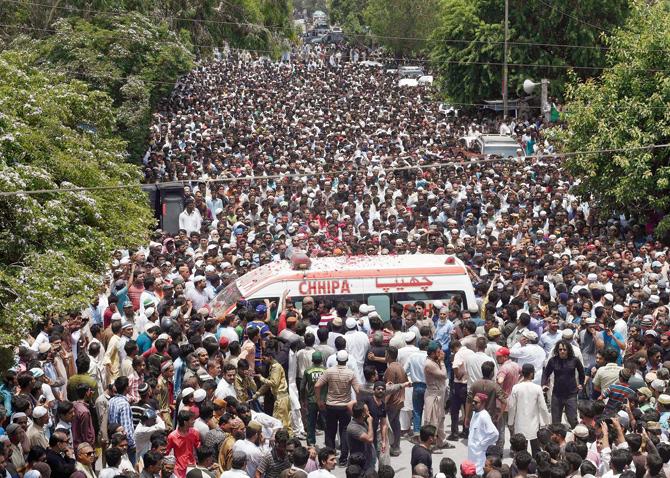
398, 78, 418, 87
418, 75, 434, 85
439, 103, 459, 116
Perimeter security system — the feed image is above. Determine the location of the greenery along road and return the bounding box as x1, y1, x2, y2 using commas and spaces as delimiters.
0, 0, 294, 359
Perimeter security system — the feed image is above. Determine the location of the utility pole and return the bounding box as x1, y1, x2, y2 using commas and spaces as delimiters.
541, 79, 550, 122
503, 0, 509, 119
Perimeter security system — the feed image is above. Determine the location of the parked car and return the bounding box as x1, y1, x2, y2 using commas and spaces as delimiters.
398, 66, 424, 79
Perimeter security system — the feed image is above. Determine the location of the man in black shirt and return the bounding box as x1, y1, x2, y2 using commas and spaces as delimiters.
360, 381, 389, 455
410, 424, 436, 477
541, 338, 585, 428
45, 431, 77, 478
346, 402, 376, 471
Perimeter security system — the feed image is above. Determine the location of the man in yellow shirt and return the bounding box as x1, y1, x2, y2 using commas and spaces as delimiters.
253, 346, 292, 435
103, 321, 123, 383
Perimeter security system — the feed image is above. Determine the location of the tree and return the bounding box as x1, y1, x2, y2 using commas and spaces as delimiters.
428, 0, 629, 104
364, 0, 441, 56
329, 0, 367, 32
0, 48, 154, 349
558, 1, 670, 238
294, 0, 328, 17
26, 13, 195, 160
0, 0, 296, 52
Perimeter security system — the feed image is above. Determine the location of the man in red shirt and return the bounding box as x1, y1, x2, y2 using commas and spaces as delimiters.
127, 273, 145, 312
166, 409, 201, 478
72, 384, 95, 450
103, 296, 119, 328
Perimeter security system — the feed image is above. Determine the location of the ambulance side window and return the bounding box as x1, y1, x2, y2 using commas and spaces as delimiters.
366, 295, 390, 321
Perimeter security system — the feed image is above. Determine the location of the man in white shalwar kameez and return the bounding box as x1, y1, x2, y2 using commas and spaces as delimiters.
468, 392, 499, 474
507, 363, 551, 456
288, 348, 306, 438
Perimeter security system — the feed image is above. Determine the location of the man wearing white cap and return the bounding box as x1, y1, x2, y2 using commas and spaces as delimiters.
561, 329, 584, 365
397, 331, 419, 366
612, 304, 628, 342
509, 330, 546, 385
315, 350, 361, 467
185, 276, 209, 312
139, 277, 159, 320
28, 406, 50, 449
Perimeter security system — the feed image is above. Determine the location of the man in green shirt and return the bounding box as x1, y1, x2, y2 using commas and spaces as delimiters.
300, 351, 326, 446
67, 355, 99, 402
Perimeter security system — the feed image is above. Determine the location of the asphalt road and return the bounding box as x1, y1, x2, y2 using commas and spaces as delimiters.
312, 412, 512, 477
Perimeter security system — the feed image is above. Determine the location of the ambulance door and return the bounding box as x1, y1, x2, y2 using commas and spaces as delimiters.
366, 295, 391, 321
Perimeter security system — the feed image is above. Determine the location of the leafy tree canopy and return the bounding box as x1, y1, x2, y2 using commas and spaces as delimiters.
428, 0, 629, 104
329, 0, 369, 36
558, 1, 670, 237
0, 49, 154, 348
25, 12, 195, 159
0, 0, 295, 52
0, 0, 295, 358
364, 0, 441, 56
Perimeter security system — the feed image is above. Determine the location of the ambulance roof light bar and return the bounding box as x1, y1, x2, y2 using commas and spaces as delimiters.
291, 252, 312, 270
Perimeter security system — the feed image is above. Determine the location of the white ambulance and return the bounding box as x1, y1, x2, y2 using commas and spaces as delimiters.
210, 253, 479, 319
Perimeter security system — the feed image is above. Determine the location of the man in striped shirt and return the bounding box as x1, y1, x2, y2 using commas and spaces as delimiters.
599, 368, 635, 414
315, 350, 361, 467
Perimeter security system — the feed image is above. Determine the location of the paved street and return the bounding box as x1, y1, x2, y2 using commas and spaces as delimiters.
311, 413, 512, 477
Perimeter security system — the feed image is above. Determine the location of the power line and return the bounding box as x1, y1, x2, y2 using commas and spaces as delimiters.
4, 25, 668, 111
0, 21, 609, 55
1, 143, 668, 197
0, 0, 293, 31
0, 0, 627, 52
535, 0, 616, 36
4, 21, 669, 75
0, 21, 597, 62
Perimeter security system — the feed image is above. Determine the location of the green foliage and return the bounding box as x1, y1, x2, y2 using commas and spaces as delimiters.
559, 1, 670, 238
1, 1, 295, 160
22, 12, 195, 160
363, 0, 441, 55
0, 0, 295, 354
294, 0, 327, 17
0, 49, 154, 348
0, 0, 296, 51
329, 0, 368, 36
429, 0, 629, 104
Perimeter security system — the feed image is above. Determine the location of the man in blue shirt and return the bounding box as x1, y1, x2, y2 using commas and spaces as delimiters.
434, 307, 454, 355
404, 339, 429, 436
599, 325, 626, 365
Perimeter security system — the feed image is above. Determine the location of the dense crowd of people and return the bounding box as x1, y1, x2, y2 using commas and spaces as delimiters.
5, 43, 670, 478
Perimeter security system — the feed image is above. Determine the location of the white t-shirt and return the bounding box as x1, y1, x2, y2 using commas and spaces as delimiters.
307, 470, 337, 478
